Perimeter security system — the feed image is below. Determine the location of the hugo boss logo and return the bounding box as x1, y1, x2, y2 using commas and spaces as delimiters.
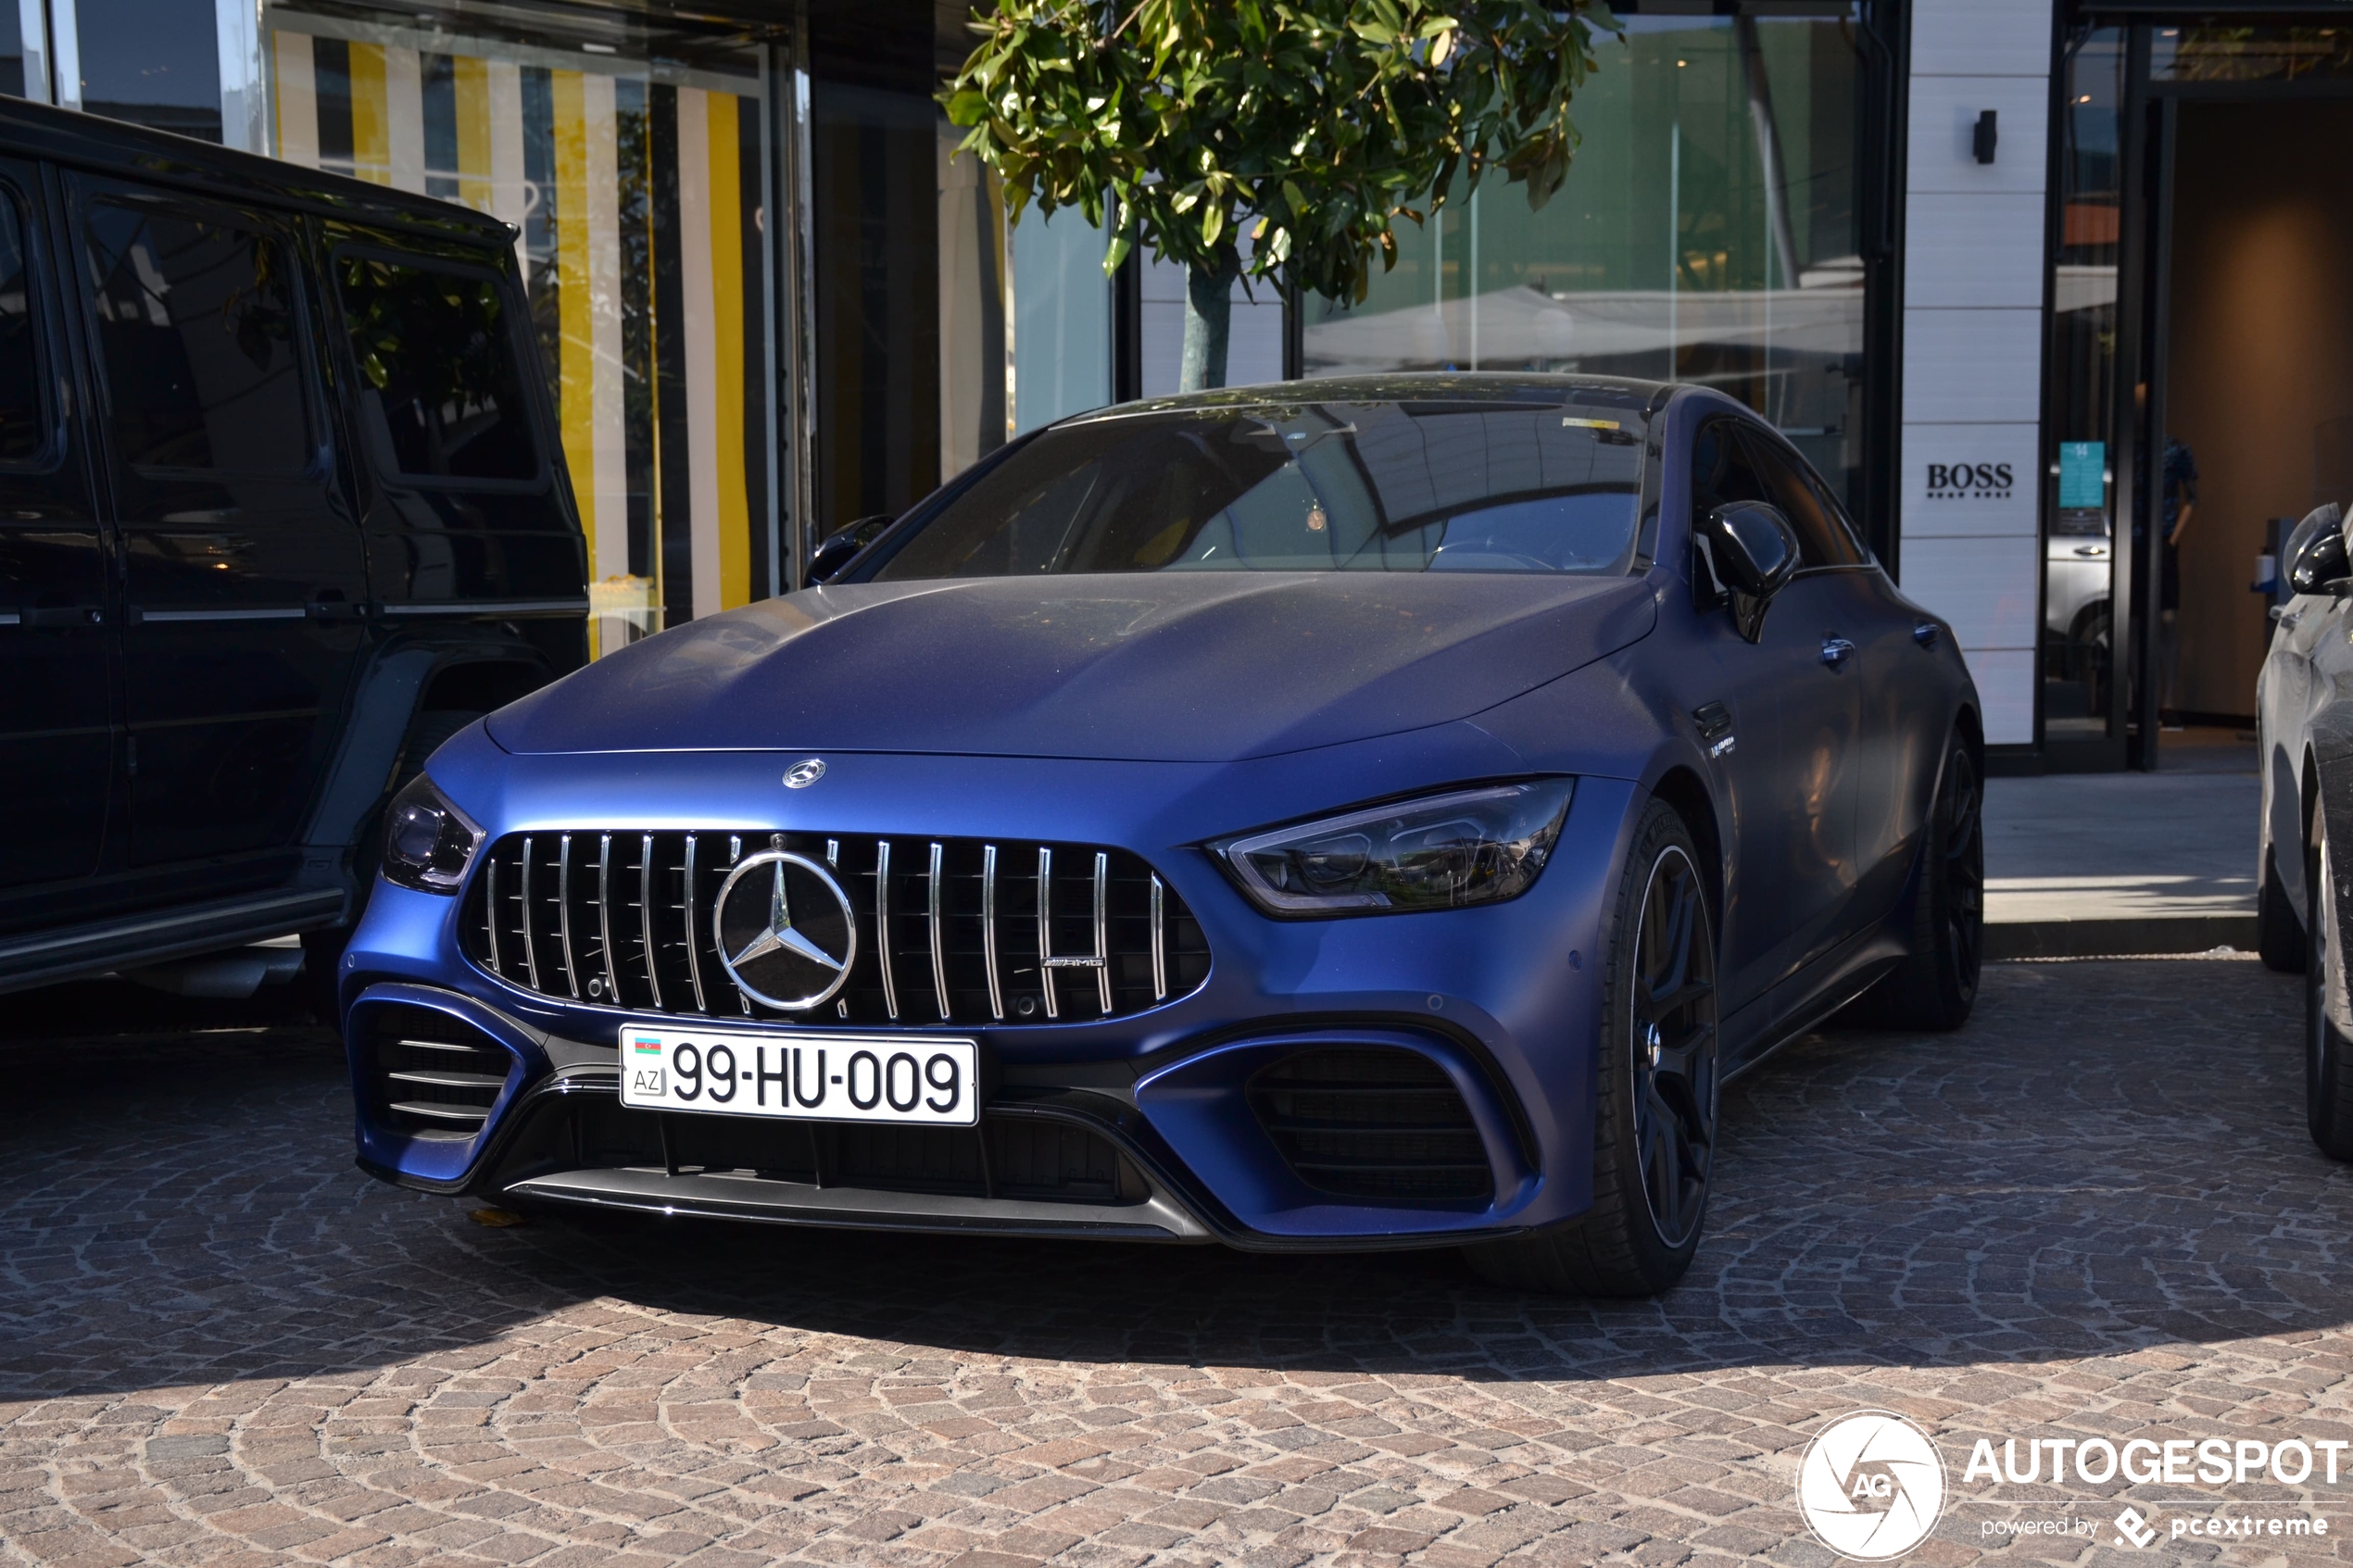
1926, 461, 2015, 499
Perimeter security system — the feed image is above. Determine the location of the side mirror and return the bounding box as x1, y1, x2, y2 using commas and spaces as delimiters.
1698, 500, 1800, 641
2288, 502, 2349, 596
806, 513, 895, 585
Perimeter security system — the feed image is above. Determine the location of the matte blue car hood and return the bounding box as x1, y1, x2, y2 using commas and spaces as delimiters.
489, 572, 1656, 762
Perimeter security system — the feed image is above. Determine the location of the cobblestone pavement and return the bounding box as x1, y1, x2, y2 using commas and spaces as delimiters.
5, 957, 2349, 1567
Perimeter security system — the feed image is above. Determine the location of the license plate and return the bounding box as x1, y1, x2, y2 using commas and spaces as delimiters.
618, 1026, 979, 1127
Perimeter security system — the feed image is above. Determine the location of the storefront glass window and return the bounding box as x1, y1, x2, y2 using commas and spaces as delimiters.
2152, 24, 2353, 83
76, 0, 223, 139
1011, 206, 1110, 436
2043, 29, 2125, 746
265, 2, 774, 655
812, 82, 937, 536
1299, 8, 1866, 513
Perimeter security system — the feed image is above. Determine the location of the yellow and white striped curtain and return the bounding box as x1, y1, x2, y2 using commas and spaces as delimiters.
268, 23, 761, 652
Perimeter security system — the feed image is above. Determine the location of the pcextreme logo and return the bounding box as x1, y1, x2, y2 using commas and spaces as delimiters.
1795, 1411, 1948, 1561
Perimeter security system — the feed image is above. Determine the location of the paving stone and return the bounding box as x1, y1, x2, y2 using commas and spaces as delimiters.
4, 959, 2350, 1562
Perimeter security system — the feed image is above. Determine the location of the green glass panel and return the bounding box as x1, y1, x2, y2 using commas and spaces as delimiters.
1302, 12, 1863, 506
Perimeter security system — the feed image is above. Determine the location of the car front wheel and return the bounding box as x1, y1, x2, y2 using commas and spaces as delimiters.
1465, 798, 1718, 1297
2306, 809, 2353, 1158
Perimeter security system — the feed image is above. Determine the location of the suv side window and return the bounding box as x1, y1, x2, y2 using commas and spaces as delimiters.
1691, 417, 1771, 528
333, 250, 541, 484
1747, 430, 1865, 568
0, 191, 46, 465
82, 202, 309, 473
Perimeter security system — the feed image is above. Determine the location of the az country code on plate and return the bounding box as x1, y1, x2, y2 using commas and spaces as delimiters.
620, 1026, 979, 1127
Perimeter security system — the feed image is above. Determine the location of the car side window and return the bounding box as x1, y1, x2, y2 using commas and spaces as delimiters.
82, 200, 309, 473
1691, 418, 1771, 530
0, 186, 44, 463
0, 189, 45, 466
333, 250, 540, 484
1747, 431, 1865, 568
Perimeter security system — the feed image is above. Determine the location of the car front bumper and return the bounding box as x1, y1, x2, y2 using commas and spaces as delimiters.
338, 744, 1638, 1250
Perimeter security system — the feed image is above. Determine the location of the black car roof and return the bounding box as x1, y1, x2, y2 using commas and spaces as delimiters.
0, 94, 513, 251
1062, 371, 1676, 423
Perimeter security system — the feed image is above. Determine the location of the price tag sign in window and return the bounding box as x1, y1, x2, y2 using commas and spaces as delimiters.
2058, 441, 2107, 510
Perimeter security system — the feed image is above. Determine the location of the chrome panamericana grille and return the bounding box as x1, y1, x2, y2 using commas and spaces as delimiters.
460, 831, 1210, 1025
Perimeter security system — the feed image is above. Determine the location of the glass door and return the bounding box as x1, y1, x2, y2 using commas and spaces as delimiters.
2042, 28, 2130, 768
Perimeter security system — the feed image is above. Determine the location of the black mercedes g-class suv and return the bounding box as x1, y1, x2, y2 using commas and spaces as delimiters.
0, 95, 585, 1000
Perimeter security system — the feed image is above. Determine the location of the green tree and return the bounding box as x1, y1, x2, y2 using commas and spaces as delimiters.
943, 0, 1620, 392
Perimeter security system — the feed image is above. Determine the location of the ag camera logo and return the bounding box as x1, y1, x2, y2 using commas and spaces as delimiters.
1797, 1411, 1948, 1561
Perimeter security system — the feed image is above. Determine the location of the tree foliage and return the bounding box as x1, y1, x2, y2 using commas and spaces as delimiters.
942, 0, 1621, 306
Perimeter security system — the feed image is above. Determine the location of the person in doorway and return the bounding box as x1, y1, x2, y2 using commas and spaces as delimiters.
2160, 434, 2197, 730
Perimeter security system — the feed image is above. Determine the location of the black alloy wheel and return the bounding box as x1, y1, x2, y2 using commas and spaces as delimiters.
1463, 798, 1719, 1297
1630, 843, 1719, 1249
1843, 731, 1982, 1031
2305, 811, 2353, 1158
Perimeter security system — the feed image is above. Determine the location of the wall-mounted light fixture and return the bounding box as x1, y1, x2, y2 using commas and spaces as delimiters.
1973, 109, 1999, 165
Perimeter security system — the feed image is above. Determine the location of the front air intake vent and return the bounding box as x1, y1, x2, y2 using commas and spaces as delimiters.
1248, 1048, 1493, 1204
459, 831, 1210, 1027
536, 1096, 1151, 1205
366, 1003, 514, 1142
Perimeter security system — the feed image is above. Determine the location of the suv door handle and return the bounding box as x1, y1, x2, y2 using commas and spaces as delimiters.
9, 605, 105, 628
1820, 636, 1856, 669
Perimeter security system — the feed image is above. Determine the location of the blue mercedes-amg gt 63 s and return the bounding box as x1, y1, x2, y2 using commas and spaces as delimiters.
342, 375, 1983, 1295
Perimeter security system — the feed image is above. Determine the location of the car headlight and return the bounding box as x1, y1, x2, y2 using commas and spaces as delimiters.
1214, 780, 1575, 917
381, 774, 485, 894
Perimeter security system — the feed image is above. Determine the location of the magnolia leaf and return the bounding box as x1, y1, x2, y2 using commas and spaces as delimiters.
1202, 202, 1225, 245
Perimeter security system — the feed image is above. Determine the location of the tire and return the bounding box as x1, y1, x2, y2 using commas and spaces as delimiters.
302, 707, 485, 1019
1843, 732, 1983, 1031
2305, 811, 2353, 1159
1464, 798, 1719, 1297
2259, 840, 2307, 972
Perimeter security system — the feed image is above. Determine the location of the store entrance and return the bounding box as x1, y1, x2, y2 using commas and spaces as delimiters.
2043, 25, 2353, 770
2159, 97, 2353, 734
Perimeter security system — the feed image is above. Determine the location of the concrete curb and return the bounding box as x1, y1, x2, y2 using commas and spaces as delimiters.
1987, 914, 2258, 960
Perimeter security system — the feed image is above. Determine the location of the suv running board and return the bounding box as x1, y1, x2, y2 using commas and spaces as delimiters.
0, 887, 346, 996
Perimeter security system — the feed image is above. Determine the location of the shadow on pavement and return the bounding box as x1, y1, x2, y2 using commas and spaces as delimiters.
0, 957, 2334, 1402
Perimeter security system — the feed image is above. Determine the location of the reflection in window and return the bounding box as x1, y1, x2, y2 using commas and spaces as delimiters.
84, 206, 306, 472
2153, 26, 2353, 83
0, 193, 44, 463
873, 401, 1647, 581
1302, 11, 1866, 514
337, 255, 537, 483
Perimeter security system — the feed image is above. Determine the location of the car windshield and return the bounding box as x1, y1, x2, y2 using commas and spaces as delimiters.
868, 396, 1650, 581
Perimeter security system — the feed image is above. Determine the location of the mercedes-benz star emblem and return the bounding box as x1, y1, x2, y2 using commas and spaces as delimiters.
711, 850, 858, 1010
783, 759, 826, 789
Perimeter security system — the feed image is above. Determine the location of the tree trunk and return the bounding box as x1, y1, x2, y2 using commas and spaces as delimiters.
1179, 251, 1239, 392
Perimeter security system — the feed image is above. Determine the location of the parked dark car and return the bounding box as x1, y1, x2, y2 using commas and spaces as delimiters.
343, 375, 1982, 1296
0, 96, 585, 1000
